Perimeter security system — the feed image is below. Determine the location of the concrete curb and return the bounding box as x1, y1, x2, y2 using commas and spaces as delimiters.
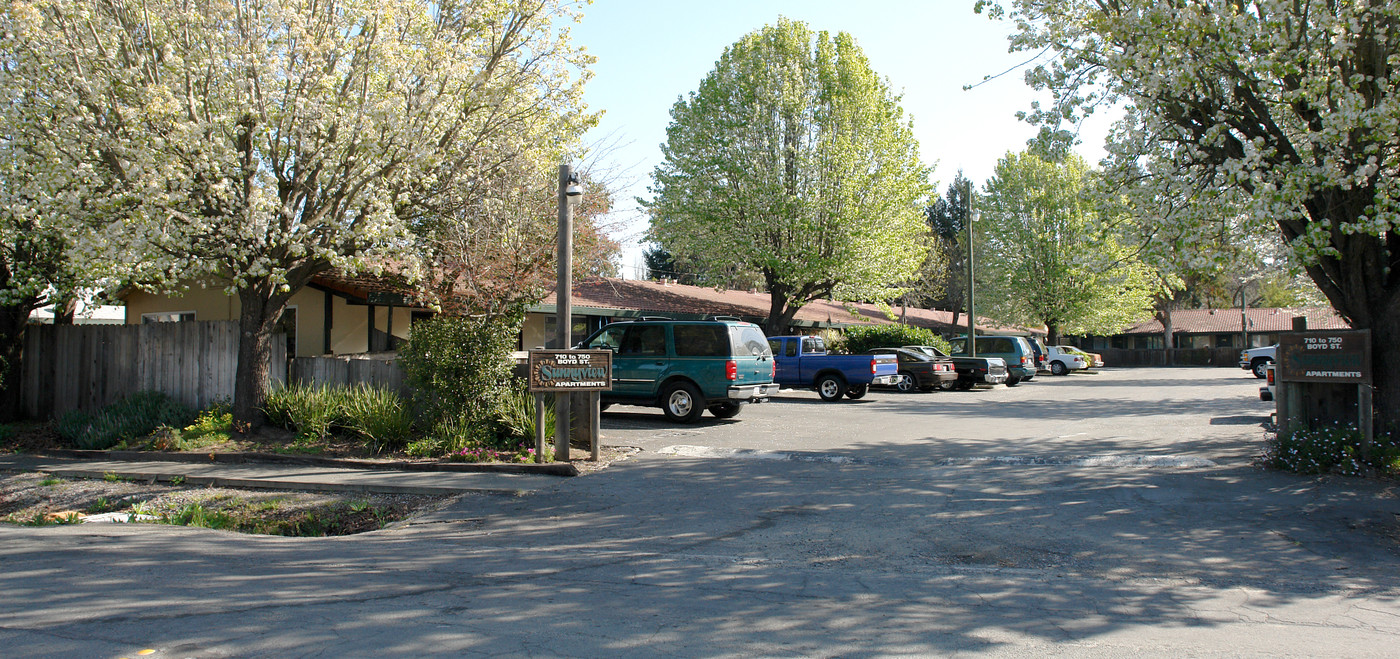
31, 449, 579, 477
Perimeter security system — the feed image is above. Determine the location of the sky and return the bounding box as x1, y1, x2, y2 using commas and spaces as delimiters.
569, 0, 1113, 279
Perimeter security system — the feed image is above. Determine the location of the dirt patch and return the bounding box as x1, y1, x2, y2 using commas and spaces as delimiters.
0, 470, 454, 536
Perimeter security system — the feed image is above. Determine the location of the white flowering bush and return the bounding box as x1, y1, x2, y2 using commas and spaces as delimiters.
1263, 424, 1400, 477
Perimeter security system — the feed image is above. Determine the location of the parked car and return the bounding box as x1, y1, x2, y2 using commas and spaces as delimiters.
1058, 345, 1105, 368
1260, 363, 1276, 401
1027, 336, 1050, 372
1240, 344, 1277, 379
903, 345, 1009, 390
767, 335, 900, 401
946, 335, 1038, 386
1044, 345, 1089, 375
577, 318, 779, 422
866, 347, 958, 392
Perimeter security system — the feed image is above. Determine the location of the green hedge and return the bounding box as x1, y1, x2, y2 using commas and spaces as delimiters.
840, 324, 952, 355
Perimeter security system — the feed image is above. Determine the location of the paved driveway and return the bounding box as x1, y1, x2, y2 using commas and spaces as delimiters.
3, 367, 1398, 658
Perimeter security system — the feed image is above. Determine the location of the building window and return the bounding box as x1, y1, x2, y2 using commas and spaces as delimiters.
142, 311, 195, 323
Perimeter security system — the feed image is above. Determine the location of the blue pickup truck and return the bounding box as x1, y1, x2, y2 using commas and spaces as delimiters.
767, 335, 900, 401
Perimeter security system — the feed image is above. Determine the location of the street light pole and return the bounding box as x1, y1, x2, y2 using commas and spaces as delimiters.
965, 180, 977, 358
554, 164, 579, 462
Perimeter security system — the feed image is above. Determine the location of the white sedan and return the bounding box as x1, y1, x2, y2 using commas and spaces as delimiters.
1045, 345, 1089, 375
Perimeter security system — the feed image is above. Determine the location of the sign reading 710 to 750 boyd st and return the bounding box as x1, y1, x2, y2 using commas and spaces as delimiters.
527, 350, 613, 392
1277, 329, 1371, 384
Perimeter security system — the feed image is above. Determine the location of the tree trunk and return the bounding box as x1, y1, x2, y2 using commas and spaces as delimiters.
232, 284, 293, 430
0, 303, 31, 423
52, 296, 76, 325
1159, 305, 1174, 366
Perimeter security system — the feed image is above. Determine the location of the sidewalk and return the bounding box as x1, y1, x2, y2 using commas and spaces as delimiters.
0, 454, 571, 496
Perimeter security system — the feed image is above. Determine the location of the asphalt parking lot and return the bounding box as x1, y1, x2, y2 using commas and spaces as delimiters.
599, 365, 1276, 465
5, 367, 1399, 657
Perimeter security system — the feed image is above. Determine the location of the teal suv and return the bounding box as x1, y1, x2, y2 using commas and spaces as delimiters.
577, 318, 779, 422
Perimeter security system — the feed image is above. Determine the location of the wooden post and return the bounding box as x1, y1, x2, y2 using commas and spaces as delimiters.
1360, 384, 1373, 466
534, 393, 546, 463
590, 391, 600, 461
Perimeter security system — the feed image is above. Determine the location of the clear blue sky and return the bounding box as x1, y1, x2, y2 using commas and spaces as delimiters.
569, 1, 1110, 278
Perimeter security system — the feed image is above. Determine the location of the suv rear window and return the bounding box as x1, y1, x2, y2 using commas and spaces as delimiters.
674, 324, 729, 357
732, 326, 772, 357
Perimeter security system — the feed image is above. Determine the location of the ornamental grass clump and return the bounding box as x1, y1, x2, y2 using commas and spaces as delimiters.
55, 391, 194, 450
262, 383, 345, 442
340, 384, 414, 454
1263, 424, 1400, 477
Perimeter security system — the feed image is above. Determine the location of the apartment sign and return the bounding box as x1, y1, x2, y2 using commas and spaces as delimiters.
528, 350, 613, 392
1277, 329, 1371, 384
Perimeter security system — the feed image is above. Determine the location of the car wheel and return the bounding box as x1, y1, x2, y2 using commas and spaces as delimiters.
1252, 359, 1271, 379
708, 402, 743, 419
1005, 375, 1020, 387
895, 372, 917, 393
1051, 361, 1067, 376
846, 384, 869, 399
661, 381, 706, 423
816, 374, 845, 401
939, 379, 958, 391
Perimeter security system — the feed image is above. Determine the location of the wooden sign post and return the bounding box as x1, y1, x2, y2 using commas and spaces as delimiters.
1276, 329, 1373, 459
526, 350, 612, 462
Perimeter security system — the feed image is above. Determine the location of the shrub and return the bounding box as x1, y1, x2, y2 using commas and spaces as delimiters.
841, 324, 951, 356
1264, 424, 1400, 477
55, 391, 194, 450
262, 383, 345, 442
497, 383, 554, 444
398, 311, 524, 453
340, 384, 414, 454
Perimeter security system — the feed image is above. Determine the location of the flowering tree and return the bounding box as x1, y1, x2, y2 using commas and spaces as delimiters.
6, 0, 594, 426
987, 0, 1400, 427
978, 149, 1154, 343
645, 19, 931, 334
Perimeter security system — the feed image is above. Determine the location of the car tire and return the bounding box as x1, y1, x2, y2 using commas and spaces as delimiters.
1005, 375, 1021, 387
1051, 361, 1067, 376
816, 374, 845, 401
708, 402, 743, 419
1252, 359, 1271, 379
661, 381, 706, 423
896, 372, 917, 393
939, 379, 958, 391
846, 384, 869, 399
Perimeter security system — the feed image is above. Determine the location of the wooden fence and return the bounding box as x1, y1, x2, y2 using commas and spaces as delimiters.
289, 354, 406, 393
21, 321, 285, 419
1097, 347, 1241, 368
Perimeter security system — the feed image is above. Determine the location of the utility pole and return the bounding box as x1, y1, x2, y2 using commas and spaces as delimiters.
965, 178, 976, 357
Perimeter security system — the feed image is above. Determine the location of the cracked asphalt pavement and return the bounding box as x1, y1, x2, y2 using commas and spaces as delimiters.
3, 367, 1399, 657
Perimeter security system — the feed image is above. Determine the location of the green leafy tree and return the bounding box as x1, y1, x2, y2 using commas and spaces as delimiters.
986, 0, 1400, 427
645, 18, 931, 334
978, 149, 1154, 344
6, 0, 594, 427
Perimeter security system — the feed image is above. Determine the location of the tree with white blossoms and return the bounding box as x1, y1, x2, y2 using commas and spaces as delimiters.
5, 0, 594, 426
985, 0, 1400, 428
978, 147, 1154, 344
645, 18, 931, 334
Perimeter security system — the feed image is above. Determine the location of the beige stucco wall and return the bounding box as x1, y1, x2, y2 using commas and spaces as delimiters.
124, 285, 415, 357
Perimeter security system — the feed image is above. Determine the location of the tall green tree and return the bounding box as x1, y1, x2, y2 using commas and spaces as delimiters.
920, 172, 974, 323
979, 149, 1154, 344
644, 18, 931, 333
986, 0, 1400, 428
6, 0, 594, 427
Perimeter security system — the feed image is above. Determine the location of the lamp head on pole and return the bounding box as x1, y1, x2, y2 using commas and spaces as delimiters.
565, 172, 584, 198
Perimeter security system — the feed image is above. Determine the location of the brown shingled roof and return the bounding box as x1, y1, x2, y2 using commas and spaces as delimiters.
542, 277, 1032, 334
1121, 307, 1349, 334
